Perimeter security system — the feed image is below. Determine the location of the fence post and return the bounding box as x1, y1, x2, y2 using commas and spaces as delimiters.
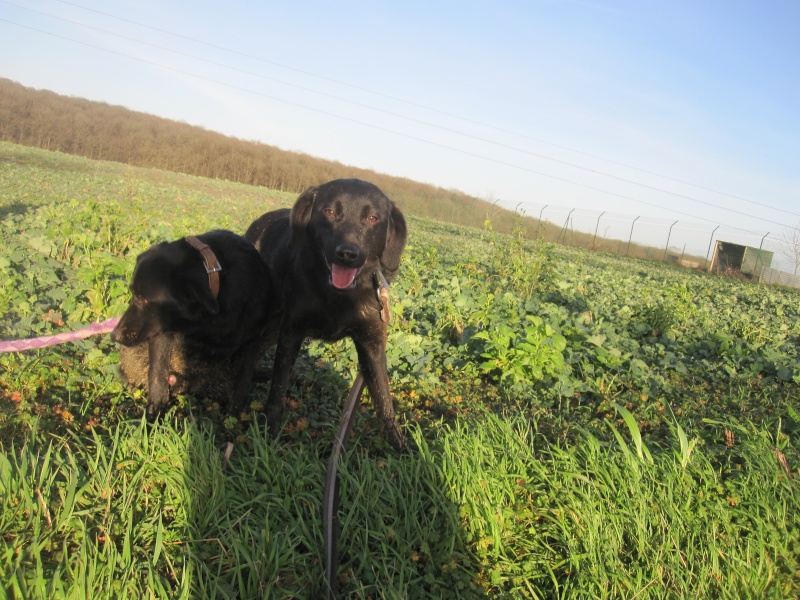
537, 205, 548, 239
664, 220, 678, 262
755, 232, 769, 279
705, 225, 719, 270
558, 208, 575, 244
626, 216, 640, 257
592, 211, 605, 250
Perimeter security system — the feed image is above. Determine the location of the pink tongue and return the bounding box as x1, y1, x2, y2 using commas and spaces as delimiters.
331, 264, 358, 289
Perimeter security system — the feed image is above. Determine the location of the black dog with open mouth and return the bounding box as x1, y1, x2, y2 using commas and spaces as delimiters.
111, 230, 273, 418
245, 178, 407, 449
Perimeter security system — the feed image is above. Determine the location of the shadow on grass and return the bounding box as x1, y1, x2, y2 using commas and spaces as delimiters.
0, 202, 27, 219
2, 371, 798, 598
177, 362, 488, 598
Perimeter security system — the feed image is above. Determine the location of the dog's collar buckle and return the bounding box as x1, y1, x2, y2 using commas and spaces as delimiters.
185, 236, 222, 300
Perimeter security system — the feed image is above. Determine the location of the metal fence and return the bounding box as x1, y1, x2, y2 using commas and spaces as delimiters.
760, 267, 800, 290
527, 204, 798, 279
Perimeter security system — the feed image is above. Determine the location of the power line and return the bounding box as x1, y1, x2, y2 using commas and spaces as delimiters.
6, 2, 798, 228
44, 0, 800, 219
0, 16, 790, 234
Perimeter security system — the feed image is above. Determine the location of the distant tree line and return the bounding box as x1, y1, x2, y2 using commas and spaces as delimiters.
0, 78, 521, 232
1, 78, 705, 266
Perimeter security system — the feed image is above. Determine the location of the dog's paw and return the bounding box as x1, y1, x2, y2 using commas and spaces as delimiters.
145, 399, 169, 421
265, 402, 285, 438
145, 405, 159, 422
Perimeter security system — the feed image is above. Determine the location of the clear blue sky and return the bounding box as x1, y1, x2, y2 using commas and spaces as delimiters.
2, 0, 799, 266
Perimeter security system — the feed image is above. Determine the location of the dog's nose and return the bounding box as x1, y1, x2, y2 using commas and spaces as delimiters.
335, 244, 360, 264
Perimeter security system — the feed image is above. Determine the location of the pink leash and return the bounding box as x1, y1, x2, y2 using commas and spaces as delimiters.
0, 317, 120, 353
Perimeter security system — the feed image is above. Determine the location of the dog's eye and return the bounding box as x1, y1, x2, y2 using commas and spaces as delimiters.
366, 215, 379, 224
323, 208, 336, 219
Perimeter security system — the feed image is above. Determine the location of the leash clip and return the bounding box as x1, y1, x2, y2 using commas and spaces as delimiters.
374, 271, 391, 323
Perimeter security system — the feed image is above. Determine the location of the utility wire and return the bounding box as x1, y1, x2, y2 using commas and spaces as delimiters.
5, 1, 797, 226
0, 16, 789, 234
42, 0, 800, 219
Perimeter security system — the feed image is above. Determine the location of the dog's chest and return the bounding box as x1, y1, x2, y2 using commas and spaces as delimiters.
292, 291, 378, 342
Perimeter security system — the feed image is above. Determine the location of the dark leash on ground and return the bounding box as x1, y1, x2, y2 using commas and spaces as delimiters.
323, 272, 392, 599
323, 372, 366, 599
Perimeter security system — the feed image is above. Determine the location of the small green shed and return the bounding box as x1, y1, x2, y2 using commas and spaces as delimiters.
709, 241, 773, 277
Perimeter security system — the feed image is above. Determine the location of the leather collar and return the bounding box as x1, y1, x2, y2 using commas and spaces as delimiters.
185, 236, 222, 300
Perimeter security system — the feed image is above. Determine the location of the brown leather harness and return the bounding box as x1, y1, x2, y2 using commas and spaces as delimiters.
185, 236, 223, 300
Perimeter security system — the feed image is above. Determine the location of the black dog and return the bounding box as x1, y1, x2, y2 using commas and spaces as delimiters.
245, 179, 408, 449
111, 230, 273, 418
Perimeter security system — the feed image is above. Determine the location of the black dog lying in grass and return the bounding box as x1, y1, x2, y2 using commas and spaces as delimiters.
111, 230, 273, 418
245, 178, 408, 450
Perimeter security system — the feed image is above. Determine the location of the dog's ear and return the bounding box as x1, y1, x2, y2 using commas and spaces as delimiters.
290, 185, 318, 245
381, 202, 407, 277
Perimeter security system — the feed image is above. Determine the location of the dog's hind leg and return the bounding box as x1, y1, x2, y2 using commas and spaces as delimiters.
146, 333, 176, 419
265, 330, 304, 437
227, 338, 263, 417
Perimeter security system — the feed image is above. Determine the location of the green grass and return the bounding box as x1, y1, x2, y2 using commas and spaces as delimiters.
2, 414, 797, 598
1, 142, 799, 597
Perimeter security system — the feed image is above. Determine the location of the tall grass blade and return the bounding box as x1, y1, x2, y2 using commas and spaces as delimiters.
153, 514, 164, 567
663, 399, 697, 467
612, 402, 652, 462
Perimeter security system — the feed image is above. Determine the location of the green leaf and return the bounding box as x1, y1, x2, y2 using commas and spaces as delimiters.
586, 334, 607, 347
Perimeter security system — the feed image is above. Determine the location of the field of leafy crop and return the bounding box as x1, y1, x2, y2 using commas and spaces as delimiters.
1, 142, 799, 598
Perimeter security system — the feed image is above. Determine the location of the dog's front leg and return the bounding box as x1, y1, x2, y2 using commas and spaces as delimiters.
354, 336, 406, 450
146, 333, 175, 419
265, 329, 303, 437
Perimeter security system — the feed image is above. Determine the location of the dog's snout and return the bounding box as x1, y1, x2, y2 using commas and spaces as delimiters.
335, 244, 360, 264
110, 316, 142, 347
110, 320, 126, 344
110, 326, 132, 346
